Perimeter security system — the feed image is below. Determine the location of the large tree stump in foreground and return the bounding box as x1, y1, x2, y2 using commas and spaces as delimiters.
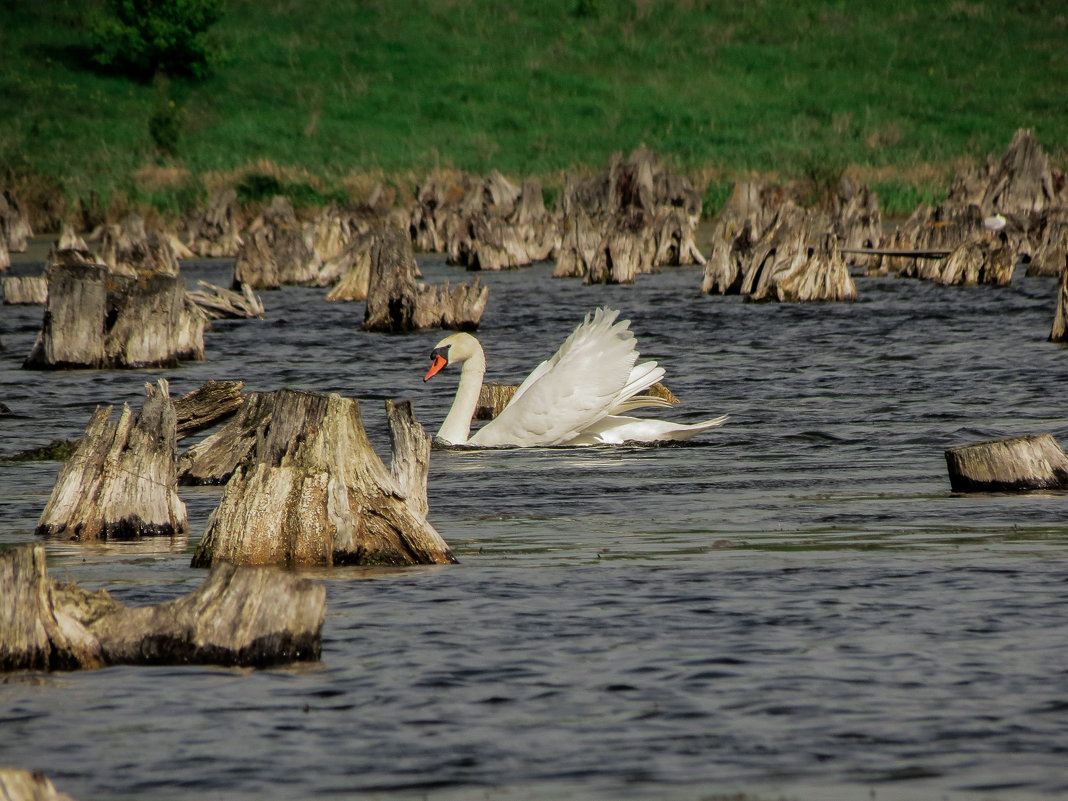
0, 768, 78, 801
0, 543, 325, 671
191, 390, 454, 568
945, 433, 1068, 492
35, 379, 187, 540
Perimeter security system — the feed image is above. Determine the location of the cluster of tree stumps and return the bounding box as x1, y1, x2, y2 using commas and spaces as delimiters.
0, 373, 455, 675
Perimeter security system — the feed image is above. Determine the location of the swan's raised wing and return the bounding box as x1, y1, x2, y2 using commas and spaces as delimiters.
470, 308, 640, 447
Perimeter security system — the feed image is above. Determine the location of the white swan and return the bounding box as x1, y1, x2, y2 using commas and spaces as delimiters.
423, 307, 728, 447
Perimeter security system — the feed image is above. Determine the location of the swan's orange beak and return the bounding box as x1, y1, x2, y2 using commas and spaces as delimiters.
424, 353, 448, 381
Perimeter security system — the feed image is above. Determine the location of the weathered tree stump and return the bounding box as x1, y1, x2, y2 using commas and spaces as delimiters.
981, 129, 1065, 216
585, 212, 656, 285
922, 237, 1016, 286
1049, 263, 1068, 343
97, 214, 181, 276
186, 188, 244, 258
324, 234, 375, 301
174, 379, 246, 439
1, 276, 48, 305
186, 280, 265, 319
701, 216, 756, 295
362, 225, 421, 331
0, 767, 78, 801
190, 391, 454, 567
1, 190, 33, 253
741, 205, 857, 302
1, 543, 325, 671
553, 211, 601, 278
834, 178, 882, 272
23, 253, 205, 369
35, 379, 187, 540
945, 433, 1068, 492
413, 276, 489, 331
232, 196, 320, 289
1026, 208, 1068, 277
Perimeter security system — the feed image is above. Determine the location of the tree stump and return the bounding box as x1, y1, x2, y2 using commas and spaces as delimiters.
1026, 209, 1068, 277
23, 253, 205, 369
324, 235, 374, 301
190, 391, 454, 567
186, 188, 243, 258
945, 433, 1068, 492
742, 205, 857, 302
413, 276, 489, 331
362, 225, 420, 331
1, 189, 33, 253
1049, 265, 1068, 343
98, 213, 180, 276
35, 379, 188, 540
0, 768, 78, 801
925, 238, 1016, 286
232, 196, 320, 289
1, 543, 325, 671
1, 276, 48, 305
23, 256, 108, 368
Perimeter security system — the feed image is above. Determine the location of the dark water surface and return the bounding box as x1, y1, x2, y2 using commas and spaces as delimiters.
2, 251, 1067, 801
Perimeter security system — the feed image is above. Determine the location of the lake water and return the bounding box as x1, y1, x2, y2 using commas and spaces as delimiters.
2, 249, 1067, 801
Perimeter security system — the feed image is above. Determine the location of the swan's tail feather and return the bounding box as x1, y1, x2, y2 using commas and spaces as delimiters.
664, 414, 730, 440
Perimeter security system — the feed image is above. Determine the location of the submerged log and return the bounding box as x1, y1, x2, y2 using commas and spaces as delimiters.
35, 379, 187, 541
2, 276, 48, 305
0, 768, 78, 801
191, 391, 454, 568
0, 543, 325, 671
173, 379, 246, 439
945, 433, 1068, 492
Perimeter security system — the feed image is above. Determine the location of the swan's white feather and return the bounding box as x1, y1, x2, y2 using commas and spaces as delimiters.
430, 307, 728, 447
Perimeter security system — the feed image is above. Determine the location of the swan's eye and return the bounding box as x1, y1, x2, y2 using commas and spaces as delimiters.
430, 345, 451, 363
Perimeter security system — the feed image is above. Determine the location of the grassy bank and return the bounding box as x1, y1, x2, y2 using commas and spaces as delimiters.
2, 0, 1066, 225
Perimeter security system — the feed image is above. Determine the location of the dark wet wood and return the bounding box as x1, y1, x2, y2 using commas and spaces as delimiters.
1, 543, 325, 671
190, 391, 454, 567
35, 379, 188, 541
945, 433, 1068, 492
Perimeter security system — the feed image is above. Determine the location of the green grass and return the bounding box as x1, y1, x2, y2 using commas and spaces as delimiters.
2, 0, 1066, 223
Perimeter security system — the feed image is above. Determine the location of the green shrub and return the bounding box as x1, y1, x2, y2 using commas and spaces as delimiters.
89, 0, 222, 80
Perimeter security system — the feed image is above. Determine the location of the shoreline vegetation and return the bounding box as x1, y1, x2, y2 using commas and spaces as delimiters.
2, 0, 1067, 231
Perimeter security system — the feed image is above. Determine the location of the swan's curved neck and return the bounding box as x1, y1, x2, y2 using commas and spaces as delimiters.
437, 344, 486, 444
